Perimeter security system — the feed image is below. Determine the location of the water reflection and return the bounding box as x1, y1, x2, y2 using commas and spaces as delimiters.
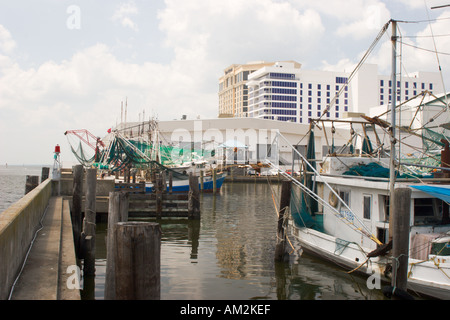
86, 182, 386, 300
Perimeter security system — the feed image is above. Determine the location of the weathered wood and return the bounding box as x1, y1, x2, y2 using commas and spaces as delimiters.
274, 180, 291, 262
200, 170, 204, 192
41, 167, 50, 182
168, 171, 173, 194
115, 181, 145, 194
188, 174, 200, 219
212, 168, 217, 194
105, 191, 129, 300
391, 187, 411, 293
25, 175, 39, 194
83, 168, 97, 276
72, 165, 83, 258
129, 193, 189, 201
114, 222, 161, 300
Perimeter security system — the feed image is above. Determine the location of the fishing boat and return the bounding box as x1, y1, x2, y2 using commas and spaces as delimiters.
66, 120, 226, 193
266, 19, 450, 299
267, 121, 450, 299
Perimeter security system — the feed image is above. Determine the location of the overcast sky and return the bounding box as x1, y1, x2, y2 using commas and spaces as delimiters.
1, 0, 450, 165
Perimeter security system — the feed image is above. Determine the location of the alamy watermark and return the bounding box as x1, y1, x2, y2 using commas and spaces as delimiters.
66, 5, 81, 30
366, 271, 381, 290
66, 265, 83, 290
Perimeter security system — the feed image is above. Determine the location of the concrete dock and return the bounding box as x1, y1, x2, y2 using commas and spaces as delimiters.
0, 177, 80, 300
8, 197, 79, 300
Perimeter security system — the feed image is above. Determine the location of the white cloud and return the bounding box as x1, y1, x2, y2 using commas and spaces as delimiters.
336, 3, 391, 39
112, 1, 139, 31
0, 25, 16, 54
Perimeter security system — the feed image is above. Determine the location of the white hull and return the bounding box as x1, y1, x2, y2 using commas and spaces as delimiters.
289, 222, 450, 300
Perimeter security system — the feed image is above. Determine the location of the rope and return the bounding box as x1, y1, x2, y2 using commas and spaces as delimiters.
8, 203, 50, 300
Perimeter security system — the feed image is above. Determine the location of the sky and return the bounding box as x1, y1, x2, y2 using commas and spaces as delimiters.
1, 0, 450, 165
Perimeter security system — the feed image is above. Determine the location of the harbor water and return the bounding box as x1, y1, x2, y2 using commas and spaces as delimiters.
0, 165, 386, 300
0, 165, 47, 213
90, 182, 386, 300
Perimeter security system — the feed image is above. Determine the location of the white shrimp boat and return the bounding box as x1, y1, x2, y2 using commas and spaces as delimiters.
265, 19, 450, 299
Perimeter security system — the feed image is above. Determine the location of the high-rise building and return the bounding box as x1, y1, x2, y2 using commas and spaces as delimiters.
218, 61, 275, 118
222, 61, 443, 124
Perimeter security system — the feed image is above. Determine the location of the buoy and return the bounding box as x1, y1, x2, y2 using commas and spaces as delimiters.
55, 144, 61, 154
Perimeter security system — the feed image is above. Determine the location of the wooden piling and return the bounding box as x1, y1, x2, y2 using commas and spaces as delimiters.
391, 187, 411, 293
274, 180, 292, 262
168, 171, 173, 194
188, 173, 200, 219
72, 165, 83, 258
114, 222, 161, 300
41, 167, 50, 182
212, 168, 217, 194
82, 168, 97, 276
25, 175, 39, 194
105, 191, 129, 300
200, 170, 204, 192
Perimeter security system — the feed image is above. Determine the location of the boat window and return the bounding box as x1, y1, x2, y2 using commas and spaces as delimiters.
339, 190, 350, 207
363, 194, 371, 220
414, 198, 442, 225
379, 195, 390, 222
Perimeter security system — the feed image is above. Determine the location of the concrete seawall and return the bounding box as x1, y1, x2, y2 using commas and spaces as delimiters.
0, 178, 52, 300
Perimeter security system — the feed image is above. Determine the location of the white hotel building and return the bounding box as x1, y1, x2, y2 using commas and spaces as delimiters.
225, 61, 443, 124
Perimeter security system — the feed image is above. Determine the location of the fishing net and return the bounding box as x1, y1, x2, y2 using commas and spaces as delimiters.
290, 185, 324, 232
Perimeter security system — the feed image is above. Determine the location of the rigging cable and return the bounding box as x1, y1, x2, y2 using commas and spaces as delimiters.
423, 0, 449, 138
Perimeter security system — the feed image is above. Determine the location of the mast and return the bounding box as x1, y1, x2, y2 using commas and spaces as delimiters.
389, 20, 397, 241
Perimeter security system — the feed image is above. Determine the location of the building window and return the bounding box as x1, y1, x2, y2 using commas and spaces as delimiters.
380, 80, 384, 86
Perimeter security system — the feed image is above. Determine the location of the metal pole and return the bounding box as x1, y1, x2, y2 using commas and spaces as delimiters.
389, 20, 397, 241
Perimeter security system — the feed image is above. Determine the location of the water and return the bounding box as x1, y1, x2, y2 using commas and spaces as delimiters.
0, 165, 48, 213
89, 183, 386, 300
0, 167, 386, 300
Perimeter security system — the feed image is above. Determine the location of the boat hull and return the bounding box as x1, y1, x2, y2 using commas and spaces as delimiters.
289, 222, 450, 300
145, 174, 226, 193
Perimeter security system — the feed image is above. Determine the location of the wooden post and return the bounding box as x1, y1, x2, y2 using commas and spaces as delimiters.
155, 173, 163, 218
82, 168, 97, 276
391, 187, 411, 293
274, 180, 292, 262
114, 222, 161, 300
188, 173, 200, 219
72, 165, 83, 258
25, 175, 39, 194
168, 171, 173, 194
105, 191, 129, 300
212, 168, 217, 194
131, 169, 136, 184
200, 170, 204, 192
41, 167, 50, 182
161, 170, 167, 193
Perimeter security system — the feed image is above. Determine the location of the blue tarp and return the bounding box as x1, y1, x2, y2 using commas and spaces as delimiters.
411, 185, 450, 203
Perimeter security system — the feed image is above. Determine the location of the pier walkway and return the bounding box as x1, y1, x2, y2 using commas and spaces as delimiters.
9, 196, 79, 300
0, 174, 80, 301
